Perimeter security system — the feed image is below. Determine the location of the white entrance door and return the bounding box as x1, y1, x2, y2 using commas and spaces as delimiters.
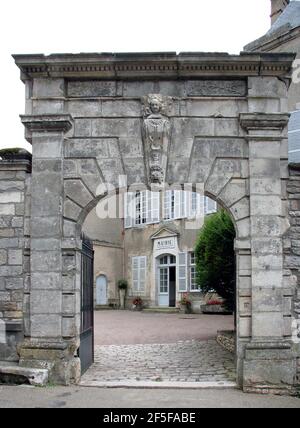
158, 267, 169, 306
96, 275, 107, 305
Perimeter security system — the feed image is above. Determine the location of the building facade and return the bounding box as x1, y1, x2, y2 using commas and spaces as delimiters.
83, 191, 217, 310
245, 0, 300, 163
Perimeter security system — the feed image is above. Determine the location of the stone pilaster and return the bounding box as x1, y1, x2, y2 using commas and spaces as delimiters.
18, 114, 79, 384
240, 113, 297, 394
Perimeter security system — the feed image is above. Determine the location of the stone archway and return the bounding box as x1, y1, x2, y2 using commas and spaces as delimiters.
0, 51, 297, 393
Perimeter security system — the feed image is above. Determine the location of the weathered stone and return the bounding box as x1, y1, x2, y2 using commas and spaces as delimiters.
68, 81, 116, 97
33, 78, 65, 98
0, 250, 7, 265
5, 278, 24, 290
31, 250, 61, 272
31, 290, 62, 314
11, 217, 24, 228
32, 136, 63, 159
31, 272, 60, 290
64, 199, 81, 222
0, 205, 15, 215
30, 314, 62, 337
0, 266, 23, 277
30, 217, 61, 238
64, 179, 93, 208
8, 249, 23, 266
62, 294, 75, 315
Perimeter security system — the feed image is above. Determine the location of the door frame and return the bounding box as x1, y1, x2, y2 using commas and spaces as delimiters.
96, 274, 108, 305
157, 254, 177, 307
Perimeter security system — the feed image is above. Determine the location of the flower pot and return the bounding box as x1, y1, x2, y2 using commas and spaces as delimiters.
179, 303, 191, 314
119, 289, 126, 309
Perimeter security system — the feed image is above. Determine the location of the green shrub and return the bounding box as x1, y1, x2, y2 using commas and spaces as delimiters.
195, 209, 235, 311
117, 279, 128, 290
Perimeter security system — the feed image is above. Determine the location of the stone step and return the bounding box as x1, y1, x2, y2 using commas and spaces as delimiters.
94, 305, 115, 310
0, 363, 48, 386
142, 307, 180, 314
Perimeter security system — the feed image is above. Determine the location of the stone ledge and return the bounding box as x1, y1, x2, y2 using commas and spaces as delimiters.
79, 380, 237, 389
20, 114, 73, 134
0, 364, 48, 386
240, 113, 290, 131
13, 52, 295, 80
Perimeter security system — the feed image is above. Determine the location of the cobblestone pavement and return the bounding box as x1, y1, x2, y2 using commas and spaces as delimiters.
80, 339, 235, 385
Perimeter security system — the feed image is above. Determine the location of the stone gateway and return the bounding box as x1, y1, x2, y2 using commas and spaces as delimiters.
0, 51, 299, 395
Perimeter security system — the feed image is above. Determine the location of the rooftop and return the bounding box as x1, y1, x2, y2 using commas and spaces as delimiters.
245, 0, 300, 51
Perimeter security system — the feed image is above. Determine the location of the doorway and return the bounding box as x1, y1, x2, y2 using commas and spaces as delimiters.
96, 275, 108, 306
157, 255, 176, 307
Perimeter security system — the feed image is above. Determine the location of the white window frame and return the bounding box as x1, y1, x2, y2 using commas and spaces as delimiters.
125, 191, 160, 228
189, 251, 199, 292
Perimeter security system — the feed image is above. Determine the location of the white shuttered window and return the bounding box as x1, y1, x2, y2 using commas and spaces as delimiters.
132, 256, 147, 293
125, 191, 160, 228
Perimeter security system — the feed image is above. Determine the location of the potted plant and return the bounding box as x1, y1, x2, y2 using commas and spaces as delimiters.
117, 279, 128, 309
178, 293, 192, 314
132, 296, 143, 311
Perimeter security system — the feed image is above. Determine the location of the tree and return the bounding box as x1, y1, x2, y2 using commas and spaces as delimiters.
195, 209, 236, 311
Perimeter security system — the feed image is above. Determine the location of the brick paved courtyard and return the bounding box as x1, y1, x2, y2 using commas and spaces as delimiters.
80, 311, 236, 386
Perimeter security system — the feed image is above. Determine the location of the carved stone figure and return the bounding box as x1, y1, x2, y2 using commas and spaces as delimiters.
142, 94, 172, 184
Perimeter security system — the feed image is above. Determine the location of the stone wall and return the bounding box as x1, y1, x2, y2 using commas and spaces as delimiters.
0, 152, 31, 361
8, 52, 299, 392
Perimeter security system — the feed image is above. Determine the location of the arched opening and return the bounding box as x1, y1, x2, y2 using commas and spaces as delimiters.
96, 275, 108, 306
77, 186, 237, 387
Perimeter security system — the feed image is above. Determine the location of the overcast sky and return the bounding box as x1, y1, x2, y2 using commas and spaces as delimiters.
0, 0, 271, 152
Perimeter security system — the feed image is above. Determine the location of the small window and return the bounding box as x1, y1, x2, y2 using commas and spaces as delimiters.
159, 268, 168, 293
169, 255, 176, 265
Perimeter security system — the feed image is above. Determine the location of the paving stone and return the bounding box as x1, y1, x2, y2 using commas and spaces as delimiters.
81, 339, 235, 385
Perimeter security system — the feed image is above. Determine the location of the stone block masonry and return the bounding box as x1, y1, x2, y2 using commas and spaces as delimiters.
0, 51, 296, 393
0, 152, 31, 361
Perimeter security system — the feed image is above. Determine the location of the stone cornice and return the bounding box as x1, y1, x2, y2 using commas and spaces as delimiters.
0, 159, 32, 173
20, 114, 73, 133
13, 52, 296, 81
239, 113, 290, 131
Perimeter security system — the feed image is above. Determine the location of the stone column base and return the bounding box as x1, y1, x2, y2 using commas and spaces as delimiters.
17, 338, 81, 385
243, 340, 297, 395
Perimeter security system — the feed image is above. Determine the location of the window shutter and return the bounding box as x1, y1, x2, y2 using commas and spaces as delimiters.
151, 192, 160, 223
132, 256, 147, 293
197, 194, 204, 218
289, 111, 300, 163
205, 197, 217, 214
178, 252, 188, 292
125, 192, 133, 228
139, 256, 146, 293
181, 191, 187, 218
174, 190, 181, 219
164, 190, 171, 220
146, 190, 152, 224
132, 257, 139, 291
